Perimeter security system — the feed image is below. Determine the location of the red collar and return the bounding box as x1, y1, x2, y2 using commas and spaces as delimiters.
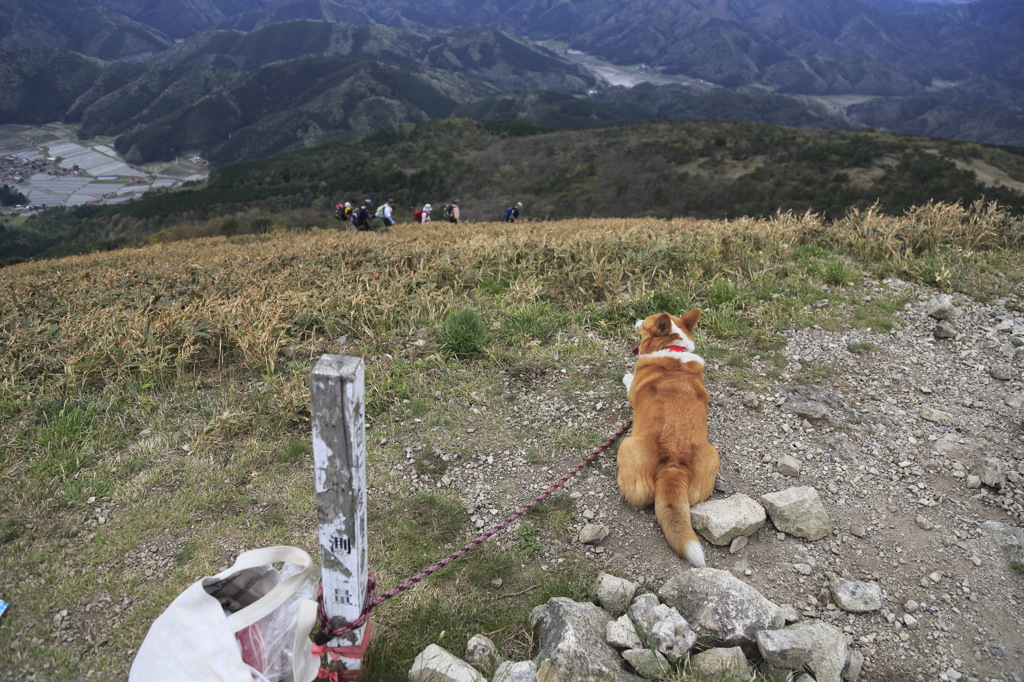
632, 344, 689, 355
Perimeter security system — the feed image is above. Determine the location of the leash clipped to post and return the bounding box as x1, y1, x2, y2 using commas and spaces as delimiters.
310, 355, 371, 679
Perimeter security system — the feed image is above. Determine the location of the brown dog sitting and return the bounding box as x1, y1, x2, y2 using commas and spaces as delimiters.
618, 309, 720, 566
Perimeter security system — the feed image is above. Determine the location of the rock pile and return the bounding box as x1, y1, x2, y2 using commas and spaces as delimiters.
408, 569, 865, 681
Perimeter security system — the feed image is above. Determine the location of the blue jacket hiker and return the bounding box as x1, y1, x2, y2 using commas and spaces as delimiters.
503, 201, 523, 223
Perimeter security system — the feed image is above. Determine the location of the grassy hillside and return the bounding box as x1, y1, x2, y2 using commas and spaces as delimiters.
846, 76, 1024, 149
9, 118, 1022, 263
454, 85, 855, 136
0, 48, 111, 123
0, 203, 1021, 680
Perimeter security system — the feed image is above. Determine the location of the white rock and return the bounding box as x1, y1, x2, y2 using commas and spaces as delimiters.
464, 634, 502, 673
777, 455, 802, 477
843, 649, 865, 681
659, 568, 784, 645
786, 620, 851, 682
627, 593, 662, 634
757, 627, 815, 670
579, 523, 611, 545
691, 493, 767, 546
492, 660, 537, 682
687, 647, 751, 676
606, 614, 643, 650
409, 644, 486, 682
977, 458, 1007, 489
920, 406, 954, 426
621, 649, 670, 679
760, 487, 832, 541
926, 294, 958, 320
593, 573, 638, 616
649, 609, 697, 663
829, 577, 883, 613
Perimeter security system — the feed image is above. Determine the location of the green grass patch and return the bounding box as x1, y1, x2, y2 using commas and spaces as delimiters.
274, 436, 311, 464
412, 449, 449, 477
514, 522, 545, 557
800, 365, 843, 384
703, 279, 740, 306
822, 258, 862, 286
438, 309, 492, 358
525, 494, 576, 535
478, 273, 515, 296
701, 306, 753, 339
369, 492, 467, 577
850, 296, 909, 332
526, 445, 547, 464
498, 302, 565, 346
359, 489, 591, 681
725, 354, 749, 368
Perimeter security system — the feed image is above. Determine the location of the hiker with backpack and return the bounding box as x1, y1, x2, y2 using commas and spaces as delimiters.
413, 203, 432, 224
503, 201, 523, 223
334, 199, 357, 230
377, 198, 395, 227
443, 200, 460, 224
354, 200, 373, 231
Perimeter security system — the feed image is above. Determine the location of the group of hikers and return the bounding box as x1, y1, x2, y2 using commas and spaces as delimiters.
334, 198, 523, 230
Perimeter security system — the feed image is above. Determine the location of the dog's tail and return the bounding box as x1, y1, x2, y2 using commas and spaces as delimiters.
654, 467, 705, 567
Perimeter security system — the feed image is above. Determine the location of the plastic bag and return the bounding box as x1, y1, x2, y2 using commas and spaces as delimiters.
130, 546, 320, 682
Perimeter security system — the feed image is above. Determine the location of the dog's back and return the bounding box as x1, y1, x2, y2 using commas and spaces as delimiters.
618, 311, 720, 566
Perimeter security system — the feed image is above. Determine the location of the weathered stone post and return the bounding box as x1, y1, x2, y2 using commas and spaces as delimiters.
310, 355, 368, 672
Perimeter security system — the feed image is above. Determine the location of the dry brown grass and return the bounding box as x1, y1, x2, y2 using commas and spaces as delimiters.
2, 202, 1019, 399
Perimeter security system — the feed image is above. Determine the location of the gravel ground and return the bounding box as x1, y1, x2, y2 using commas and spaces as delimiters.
392, 277, 1024, 681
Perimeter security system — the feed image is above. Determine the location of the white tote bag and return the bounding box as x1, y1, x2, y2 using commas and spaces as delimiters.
129, 546, 320, 682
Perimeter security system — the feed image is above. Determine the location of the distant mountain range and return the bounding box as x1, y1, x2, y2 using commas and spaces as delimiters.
0, 18, 858, 165
0, 0, 1021, 164
10, 0, 1014, 95
1, 21, 603, 164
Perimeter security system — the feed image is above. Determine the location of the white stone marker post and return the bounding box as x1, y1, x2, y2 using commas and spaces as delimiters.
310, 355, 369, 673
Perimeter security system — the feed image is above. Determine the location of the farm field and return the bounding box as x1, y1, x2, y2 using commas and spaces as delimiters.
0, 123, 207, 210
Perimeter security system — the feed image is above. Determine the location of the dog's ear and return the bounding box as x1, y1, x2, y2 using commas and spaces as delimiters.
653, 313, 672, 336
679, 309, 701, 334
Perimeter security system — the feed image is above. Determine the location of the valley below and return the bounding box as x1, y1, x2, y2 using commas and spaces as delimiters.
0, 124, 208, 214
